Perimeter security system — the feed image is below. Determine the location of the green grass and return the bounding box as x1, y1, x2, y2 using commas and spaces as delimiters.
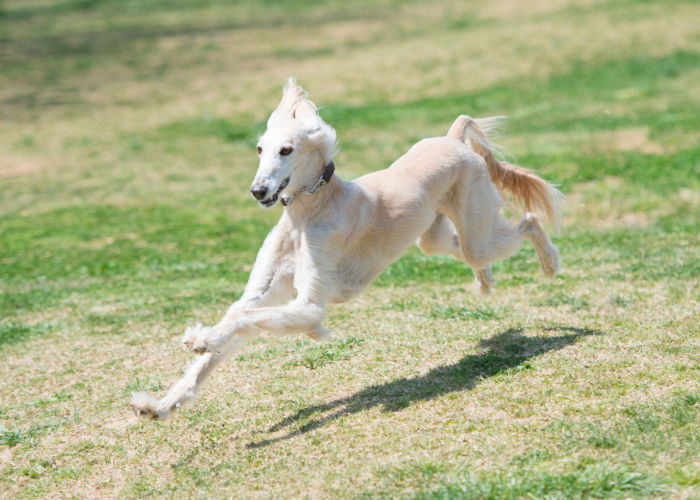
429, 305, 500, 320
1, 0, 698, 497
286, 337, 365, 370
413, 464, 665, 500
0, 321, 51, 347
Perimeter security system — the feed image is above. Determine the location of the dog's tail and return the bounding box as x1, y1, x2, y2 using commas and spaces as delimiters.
447, 115, 563, 231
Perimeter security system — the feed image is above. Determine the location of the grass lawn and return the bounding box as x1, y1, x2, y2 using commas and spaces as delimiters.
1, 0, 698, 497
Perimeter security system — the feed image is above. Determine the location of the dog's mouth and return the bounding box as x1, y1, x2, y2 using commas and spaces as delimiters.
259, 177, 290, 208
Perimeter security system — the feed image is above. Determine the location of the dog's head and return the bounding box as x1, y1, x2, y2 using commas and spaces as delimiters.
250, 78, 337, 208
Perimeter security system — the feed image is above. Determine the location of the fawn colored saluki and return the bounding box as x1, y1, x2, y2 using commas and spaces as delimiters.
131, 78, 561, 419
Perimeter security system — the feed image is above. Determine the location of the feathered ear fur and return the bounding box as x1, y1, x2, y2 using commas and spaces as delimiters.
269, 77, 316, 125
267, 77, 338, 162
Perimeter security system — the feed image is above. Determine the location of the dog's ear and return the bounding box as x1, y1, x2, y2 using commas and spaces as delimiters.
281, 78, 303, 111
281, 77, 311, 117
283, 76, 303, 98
269, 77, 318, 125
293, 99, 317, 121
307, 122, 338, 159
306, 126, 324, 142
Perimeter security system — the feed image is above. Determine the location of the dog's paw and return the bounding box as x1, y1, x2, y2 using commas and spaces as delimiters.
182, 323, 207, 352
475, 267, 494, 295
182, 323, 217, 353
306, 324, 331, 342
182, 323, 202, 349
130, 392, 161, 419
540, 246, 560, 278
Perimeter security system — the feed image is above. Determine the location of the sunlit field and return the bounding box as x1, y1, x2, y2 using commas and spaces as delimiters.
1, 0, 698, 497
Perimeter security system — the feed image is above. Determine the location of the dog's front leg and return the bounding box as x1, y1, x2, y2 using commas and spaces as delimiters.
185, 300, 326, 354
131, 222, 294, 418
185, 237, 332, 354
130, 351, 221, 419
143, 293, 325, 418
180, 266, 295, 352
182, 219, 295, 351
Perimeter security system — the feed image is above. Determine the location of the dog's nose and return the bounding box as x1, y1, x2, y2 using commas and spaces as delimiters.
250, 185, 268, 200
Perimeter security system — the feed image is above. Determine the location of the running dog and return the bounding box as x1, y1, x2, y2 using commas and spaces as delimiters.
131, 78, 562, 418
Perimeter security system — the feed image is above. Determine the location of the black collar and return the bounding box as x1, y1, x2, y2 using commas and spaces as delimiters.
280, 160, 335, 206
321, 160, 335, 183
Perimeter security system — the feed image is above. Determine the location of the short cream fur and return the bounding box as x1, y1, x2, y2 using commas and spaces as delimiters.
131, 79, 561, 419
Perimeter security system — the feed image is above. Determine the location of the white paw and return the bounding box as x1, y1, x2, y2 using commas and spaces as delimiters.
542, 246, 560, 278
306, 325, 331, 342
181, 322, 202, 348
475, 267, 494, 295
182, 323, 214, 354
130, 392, 160, 419
475, 278, 491, 295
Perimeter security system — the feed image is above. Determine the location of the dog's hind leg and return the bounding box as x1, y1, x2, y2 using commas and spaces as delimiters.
448, 114, 563, 231
441, 186, 559, 285
417, 214, 495, 294
451, 120, 562, 279
438, 168, 527, 284
474, 266, 495, 295
517, 213, 559, 277
416, 214, 461, 259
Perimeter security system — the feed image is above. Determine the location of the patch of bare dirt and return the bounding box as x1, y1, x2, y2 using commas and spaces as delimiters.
0, 156, 50, 177
607, 127, 665, 154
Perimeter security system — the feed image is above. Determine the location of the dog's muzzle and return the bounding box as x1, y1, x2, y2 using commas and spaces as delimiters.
251, 177, 289, 207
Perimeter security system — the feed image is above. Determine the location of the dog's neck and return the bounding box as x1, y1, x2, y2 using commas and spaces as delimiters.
281, 166, 341, 219
280, 160, 335, 207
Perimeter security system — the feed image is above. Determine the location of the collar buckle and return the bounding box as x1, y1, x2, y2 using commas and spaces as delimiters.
281, 161, 335, 206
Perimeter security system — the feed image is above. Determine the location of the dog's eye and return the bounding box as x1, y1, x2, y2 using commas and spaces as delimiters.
256, 145, 262, 155
279, 146, 293, 156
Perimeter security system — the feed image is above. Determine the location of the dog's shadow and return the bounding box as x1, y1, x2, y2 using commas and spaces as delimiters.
247, 326, 602, 448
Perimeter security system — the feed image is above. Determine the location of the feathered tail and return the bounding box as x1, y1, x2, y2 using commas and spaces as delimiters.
447, 115, 563, 231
